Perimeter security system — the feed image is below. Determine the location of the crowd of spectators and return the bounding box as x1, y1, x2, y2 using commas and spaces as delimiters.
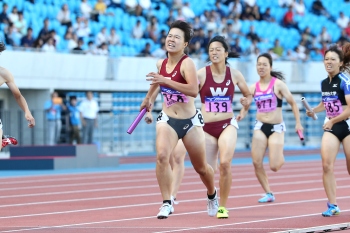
1, 0, 350, 62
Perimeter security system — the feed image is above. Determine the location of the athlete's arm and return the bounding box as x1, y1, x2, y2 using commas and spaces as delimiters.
278, 80, 303, 132
146, 58, 199, 97
142, 60, 163, 111
197, 67, 206, 91
1, 68, 35, 127
233, 69, 252, 109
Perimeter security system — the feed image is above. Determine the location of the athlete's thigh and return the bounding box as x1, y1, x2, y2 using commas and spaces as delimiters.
342, 135, 350, 173
321, 132, 341, 164
205, 132, 219, 170
267, 132, 284, 161
182, 126, 206, 167
251, 130, 268, 163
218, 125, 237, 163
156, 123, 179, 158
171, 139, 187, 162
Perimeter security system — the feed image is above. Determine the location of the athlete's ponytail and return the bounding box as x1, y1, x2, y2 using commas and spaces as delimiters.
207, 36, 240, 65
341, 42, 350, 73
0, 40, 6, 53
257, 53, 285, 81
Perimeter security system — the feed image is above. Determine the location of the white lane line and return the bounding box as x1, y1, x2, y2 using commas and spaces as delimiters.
1, 198, 349, 233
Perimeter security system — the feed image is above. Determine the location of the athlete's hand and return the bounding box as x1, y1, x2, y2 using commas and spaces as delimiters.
323, 119, 333, 131
146, 72, 168, 85
295, 122, 304, 133
306, 109, 316, 118
25, 113, 35, 128
236, 109, 248, 121
240, 96, 250, 108
144, 112, 153, 124
140, 98, 152, 112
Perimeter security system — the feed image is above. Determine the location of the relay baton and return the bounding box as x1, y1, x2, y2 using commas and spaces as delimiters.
297, 129, 304, 141
301, 97, 318, 120
127, 108, 147, 134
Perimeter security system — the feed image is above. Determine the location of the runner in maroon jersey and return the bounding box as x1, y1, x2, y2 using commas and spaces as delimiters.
198, 36, 252, 218
247, 53, 303, 203
140, 20, 217, 219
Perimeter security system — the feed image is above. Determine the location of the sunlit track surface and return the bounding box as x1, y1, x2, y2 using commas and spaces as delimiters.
0, 156, 349, 233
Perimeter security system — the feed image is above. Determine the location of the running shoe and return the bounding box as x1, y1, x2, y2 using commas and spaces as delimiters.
217, 206, 229, 219
258, 193, 275, 203
322, 202, 340, 217
157, 203, 173, 219
171, 195, 179, 205
207, 188, 219, 217
2, 135, 18, 148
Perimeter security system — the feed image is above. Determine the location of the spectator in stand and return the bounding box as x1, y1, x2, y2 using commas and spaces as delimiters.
38, 19, 52, 43
345, 22, 350, 38
139, 0, 151, 15
311, 0, 330, 19
338, 30, 350, 43
74, 16, 91, 39
200, 10, 210, 26
240, 5, 254, 20
147, 22, 158, 43
317, 26, 332, 44
108, 28, 121, 46
151, 43, 166, 59
231, 37, 243, 54
0, 4, 9, 25
108, 0, 122, 8
272, 39, 284, 57
132, 20, 144, 39
230, 16, 242, 35
172, 0, 183, 10
228, 0, 242, 19
278, 0, 293, 8
268, 48, 280, 60
5, 23, 21, 47
182, 2, 195, 21
14, 12, 27, 36
214, 1, 226, 18
202, 30, 213, 52
192, 17, 202, 31
57, 4, 72, 27
65, 32, 78, 50
95, 27, 107, 46
72, 38, 84, 54
261, 7, 275, 22
138, 42, 152, 57
176, 8, 186, 21
50, 30, 60, 47
244, 0, 256, 8
97, 42, 109, 56
79, 91, 99, 144
251, 5, 261, 20
206, 16, 217, 33
284, 49, 298, 61
301, 27, 314, 48
247, 25, 260, 42
189, 29, 204, 55
33, 38, 44, 49
8, 6, 18, 24
166, 9, 176, 27
86, 41, 97, 55
320, 41, 328, 55
80, 0, 92, 20
283, 6, 298, 29
21, 27, 35, 48
42, 37, 56, 53
337, 12, 349, 30
124, 0, 138, 15
293, 0, 305, 16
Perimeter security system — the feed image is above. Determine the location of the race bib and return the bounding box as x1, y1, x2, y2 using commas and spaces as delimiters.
254, 94, 276, 113
205, 96, 232, 113
322, 96, 343, 117
160, 86, 189, 108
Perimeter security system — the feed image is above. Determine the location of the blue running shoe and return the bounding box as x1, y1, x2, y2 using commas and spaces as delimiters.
322, 202, 340, 217
258, 193, 275, 203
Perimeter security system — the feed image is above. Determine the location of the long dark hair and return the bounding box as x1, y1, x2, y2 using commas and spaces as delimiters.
257, 53, 285, 81
0, 40, 6, 53
207, 35, 240, 65
325, 43, 350, 73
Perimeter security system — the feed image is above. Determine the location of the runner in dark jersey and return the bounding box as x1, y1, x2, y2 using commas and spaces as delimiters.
245, 53, 303, 203
140, 20, 217, 219
197, 36, 252, 218
306, 44, 350, 217
0, 41, 35, 150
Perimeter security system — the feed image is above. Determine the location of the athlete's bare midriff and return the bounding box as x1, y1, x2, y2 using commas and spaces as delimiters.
162, 97, 196, 119
256, 108, 283, 124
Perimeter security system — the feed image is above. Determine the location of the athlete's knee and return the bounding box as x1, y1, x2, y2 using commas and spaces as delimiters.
193, 164, 208, 176
322, 161, 334, 173
156, 151, 170, 165
219, 160, 231, 175
252, 160, 263, 170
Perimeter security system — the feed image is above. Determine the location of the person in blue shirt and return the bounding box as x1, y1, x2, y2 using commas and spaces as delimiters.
44, 91, 66, 145
67, 97, 81, 144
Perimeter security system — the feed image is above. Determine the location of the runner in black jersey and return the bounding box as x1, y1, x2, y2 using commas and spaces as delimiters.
306, 44, 350, 217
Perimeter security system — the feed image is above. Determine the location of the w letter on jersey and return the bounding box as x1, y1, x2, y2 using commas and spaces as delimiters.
210, 87, 228, 96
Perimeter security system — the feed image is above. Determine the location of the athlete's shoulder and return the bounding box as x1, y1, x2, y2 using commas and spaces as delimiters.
156, 59, 165, 69
0, 66, 13, 82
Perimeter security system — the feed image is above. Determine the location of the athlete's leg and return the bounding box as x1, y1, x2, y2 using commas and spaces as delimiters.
267, 132, 285, 172
170, 139, 186, 199
343, 135, 350, 175
182, 126, 215, 194
321, 132, 341, 204
0, 128, 3, 151
251, 130, 269, 193
204, 132, 219, 172
155, 123, 178, 202
217, 125, 237, 208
